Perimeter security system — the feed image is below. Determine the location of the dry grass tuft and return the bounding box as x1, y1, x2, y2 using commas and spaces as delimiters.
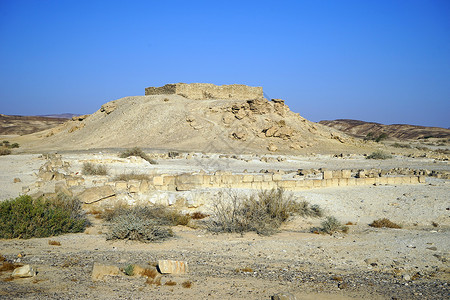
236, 267, 253, 273
48, 240, 61, 246
0, 261, 21, 272
189, 212, 209, 220
82, 162, 108, 175
181, 280, 192, 288
369, 218, 402, 229
119, 147, 157, 164
165, 280, 177, 286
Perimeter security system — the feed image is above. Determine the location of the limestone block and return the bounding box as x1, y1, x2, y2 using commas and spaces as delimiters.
66, 179, 78, 187
357, 170, 366, 178
115, 181, 128, 191
272, 174, 282, 181
139, 180, 149, 193
332, 170, 341, 179
78, 186, 115, 204
128, 180, 140, 193
163, 176, 176, 185
158, 260, 188, 274
304, 180, 313, 188
253, 175, 263, 182
12, 265, 36, 278
323, 171, 332, 180
233, 182, 253, 189
341, 170, 351, 178
377, 177, 388, 185
263, 174, 272, 182
355, 178, 365, 185
261, 181, 277, 190
91, 263, 120, 281
176, 174, 203, 185
153, 176, 164, 186
347, 178, 357, 186
401, 176, 410, 184
365, 178, 376, 185
242, 175, 253, 183
312, 180, 322, 187
338, 178, 348, 186
54, 172, 65, 181
418, 176, 426, 183
41, 171, 54, 181
251, 182, 263, 189
176, 184, 197, 191
410, 176, 419, 184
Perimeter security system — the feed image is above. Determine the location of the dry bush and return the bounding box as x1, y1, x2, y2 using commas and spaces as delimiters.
182, 280, 192, 288
208, 189, 322, 235
119, 147, 157, 164
0, 148, 11, 156
103, 205, 190, 226
369, 218, 402, 229
0, 261, 19, 272
113, 172, 150, 181
319, 216, 348, 234
189, 212, 209, 220
82, 162, 108, 175
48, 240, 61, 246
366, 151, 392, 160
165, 280, 177, 286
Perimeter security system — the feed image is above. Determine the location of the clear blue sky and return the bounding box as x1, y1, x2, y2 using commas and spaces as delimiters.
1, 0, 449, 127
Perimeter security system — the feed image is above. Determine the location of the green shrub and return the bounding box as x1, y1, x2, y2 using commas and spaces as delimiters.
366, 150, 392, 160
82, 162, 108, 175
208, 189, 322, 235
10, 143, 19, 149
119, 147, 157, 164
124, 264, 135, 276
0, 195, 89, 239
319, 216, 348, 234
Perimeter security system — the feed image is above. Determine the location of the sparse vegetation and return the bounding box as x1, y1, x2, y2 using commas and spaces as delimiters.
48, 240, 61, 246
369, 218, 402, 229
189, 212, 209, 220
0, 194, 89, 239
105, 205, 193, 242
165, 280, 177, 286
82, 162, 108, 175
113, 172, 150, 181
316, 216, 349, 235
392, 143, 411, 148
119, 147, 157, 164
0, 148, 11, 156
208, 189, 322, 235
124, 264, 134, 276
366, 150, 392, 160
182, 280, 192, 288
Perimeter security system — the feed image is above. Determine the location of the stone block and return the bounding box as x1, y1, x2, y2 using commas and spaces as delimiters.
54, 172, 65, 181
312, 180, 322, 187
341, 170, 351, 178
176, 174, 203, 185
115, 181, 128, 191
253, 175, 263, 182
128, 180, 140, 193
355, 178, 365, 185
12, 265, 36, 278
401, 176, 411, 184
304, 180, 313, 188
66, 179, 78, 187
410, 176, 419, 184
365, 178, 376, 185
251, 182, 263, 189
338, 178, 348, 186
261, 181, 277, 190
323, 171, 332, 180
176, 184, 197, 191
153, 176, 164, 186
40, 171, 54, 181
163, 176, 176, 185
278, 181, 296, 189
272, 174, 282, 181
357, 170, 366, 178
347, 178, 357, 186
139, 180, 149, 193
78, 186, 115, 204
332, 170, 341, 179
378, 177, 388, 185
242, 175, 253, 183
418, 176, 426, 183
158, 260, 188, 274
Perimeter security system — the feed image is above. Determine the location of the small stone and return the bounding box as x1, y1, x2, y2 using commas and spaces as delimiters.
402, 274, 411, 281
272, 292, 297, 300
13, 178, 21, 183
12, 265, 36, 278
426, 247, 437, 251
158, 260, 188, 274
268, 143, 278, 152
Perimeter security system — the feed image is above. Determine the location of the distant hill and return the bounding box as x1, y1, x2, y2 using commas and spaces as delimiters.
319, 119, 450, 140
0, 114, 70, 135
38, 113, 78, 119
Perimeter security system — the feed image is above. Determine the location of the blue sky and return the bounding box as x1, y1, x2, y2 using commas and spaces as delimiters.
0, 0, 449, 127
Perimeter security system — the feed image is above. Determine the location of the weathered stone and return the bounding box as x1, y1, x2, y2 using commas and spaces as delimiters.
12, 265, 36, 278
91, 263, 120, 281
13, 178, 21, 183
115, 181, 128, 191
272, 292, 297, 300
267, 143, 278, 152
158, 260, 188, 274
323, 171, 332, 180
78, 186, 115, 204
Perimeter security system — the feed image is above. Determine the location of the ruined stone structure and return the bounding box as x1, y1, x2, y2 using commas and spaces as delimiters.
145, 83, 264, 100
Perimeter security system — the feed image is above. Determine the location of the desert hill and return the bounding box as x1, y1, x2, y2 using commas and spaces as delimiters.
0, 114, 69, 136
18, 84, 368, 154
319, 119, 450, 141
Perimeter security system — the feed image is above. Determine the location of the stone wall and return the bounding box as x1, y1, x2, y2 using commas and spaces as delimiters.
145, 83, 263, 100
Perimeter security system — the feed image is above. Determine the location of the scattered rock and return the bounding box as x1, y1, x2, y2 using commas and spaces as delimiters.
158, 260, 188, 274
12, 265, 36, 278
268, 143, 278, 152
13, 178, 21, 183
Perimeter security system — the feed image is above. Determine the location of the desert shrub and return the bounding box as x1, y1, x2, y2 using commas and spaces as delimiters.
82, 162, 108, 175
182, 280, 192, 288
366, 150, 392, 160
313, 216, 348, 235
208, 189, 321, 235
119, 147, 157, 164
369, 218, 402, 229
0, 148, 11, 156
392, 143, 411, 148
106, 213, 173, 242
375, 133, 388, 142
189, 212, 209, 220
2, 141, 9, 147
10, 143, 19, 148
0, 195, 89, 239
113, 172, 150, 181
124, 264, 134, 276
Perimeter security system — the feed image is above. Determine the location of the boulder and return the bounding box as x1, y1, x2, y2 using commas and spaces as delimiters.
77, 186, 115, 204
12, 265, 36, 278
158, 260, 188, 274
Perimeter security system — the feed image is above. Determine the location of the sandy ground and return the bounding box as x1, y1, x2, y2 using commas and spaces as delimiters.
0, 152, 449, 299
